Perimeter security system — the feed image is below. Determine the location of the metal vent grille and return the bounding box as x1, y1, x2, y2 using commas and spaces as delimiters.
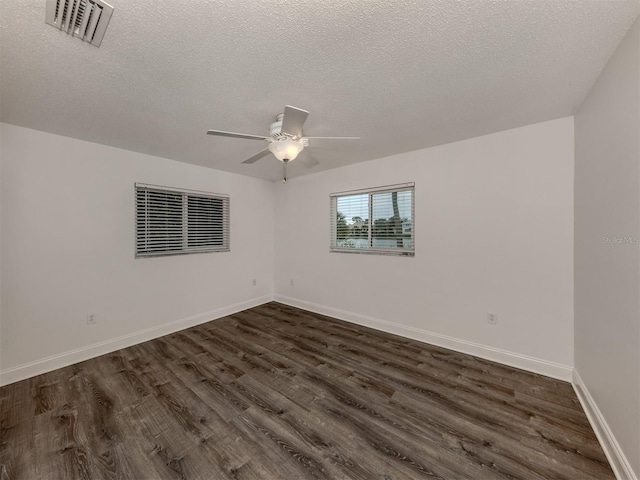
45, 0, 114, 47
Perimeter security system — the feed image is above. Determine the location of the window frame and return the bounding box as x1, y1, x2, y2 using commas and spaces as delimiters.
135, 183, 230, 258
330, 182, 415, 257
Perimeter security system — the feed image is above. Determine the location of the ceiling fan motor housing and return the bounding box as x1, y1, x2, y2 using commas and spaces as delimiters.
269, 118, 283, 137
269, 112, 308, 162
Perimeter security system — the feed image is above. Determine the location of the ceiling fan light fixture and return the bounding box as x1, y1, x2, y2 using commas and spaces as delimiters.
268, 138, 304, 162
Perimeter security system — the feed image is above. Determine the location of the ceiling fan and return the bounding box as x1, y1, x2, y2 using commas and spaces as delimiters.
207, 105, 359, 182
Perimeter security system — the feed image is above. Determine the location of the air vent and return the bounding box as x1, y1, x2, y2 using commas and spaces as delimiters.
45, 0, 114, 47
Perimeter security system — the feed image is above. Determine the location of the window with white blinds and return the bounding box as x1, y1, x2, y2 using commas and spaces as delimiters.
135, 184, 229, 257
330, 183, 414, 256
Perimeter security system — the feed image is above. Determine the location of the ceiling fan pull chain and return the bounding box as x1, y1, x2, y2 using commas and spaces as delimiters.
282, 160, 288, 183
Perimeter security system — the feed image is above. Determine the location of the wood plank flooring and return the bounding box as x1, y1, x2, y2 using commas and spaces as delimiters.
0, 302, 613, 479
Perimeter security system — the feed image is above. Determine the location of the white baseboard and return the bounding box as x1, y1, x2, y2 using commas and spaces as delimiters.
572, 369, 638, 480
274, 295, 573, 381
0, 295, 274, 387
1, 294, 573, 385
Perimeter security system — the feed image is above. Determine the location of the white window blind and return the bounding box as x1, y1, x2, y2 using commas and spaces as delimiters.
330, 183, 414, 256
135, 184, 229, 257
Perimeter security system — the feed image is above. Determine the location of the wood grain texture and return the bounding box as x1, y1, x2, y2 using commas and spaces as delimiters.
0, 302, 613, 479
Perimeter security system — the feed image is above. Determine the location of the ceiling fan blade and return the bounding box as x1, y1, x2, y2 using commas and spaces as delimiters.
207, 130, 269, 141
298, 153, 319, 168
305, 136, 360, 150
281, 105, 309, 137
241, 148, 271, 164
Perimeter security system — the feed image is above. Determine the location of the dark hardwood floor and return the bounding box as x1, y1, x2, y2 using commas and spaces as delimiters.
1, 302, 613, 479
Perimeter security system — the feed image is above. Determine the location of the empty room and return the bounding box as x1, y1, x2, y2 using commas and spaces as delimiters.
1, 0, 639, 479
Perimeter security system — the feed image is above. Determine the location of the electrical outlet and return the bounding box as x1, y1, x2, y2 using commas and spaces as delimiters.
87, 313, 97, 325
252, 278, 257, 286
487, 313, 498, 325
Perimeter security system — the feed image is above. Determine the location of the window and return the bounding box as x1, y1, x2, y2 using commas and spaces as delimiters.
135, 184, 229, 257
330, 183, 414, 256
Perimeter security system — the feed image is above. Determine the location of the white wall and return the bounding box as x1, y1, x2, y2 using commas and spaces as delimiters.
0, 123, 275, 384
0, 123, 3, 376
574, 18, 640, 480
274, 117, 575, 379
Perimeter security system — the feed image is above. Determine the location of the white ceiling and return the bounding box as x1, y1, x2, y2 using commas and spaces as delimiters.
1, 1, 638, 182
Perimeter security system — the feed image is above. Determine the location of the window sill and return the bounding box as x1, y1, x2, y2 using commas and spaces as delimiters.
136, 248, 230, 258
330, 248, 414, 257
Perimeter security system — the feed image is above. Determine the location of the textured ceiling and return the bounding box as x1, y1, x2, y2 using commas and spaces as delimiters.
1, 1, 638, 181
